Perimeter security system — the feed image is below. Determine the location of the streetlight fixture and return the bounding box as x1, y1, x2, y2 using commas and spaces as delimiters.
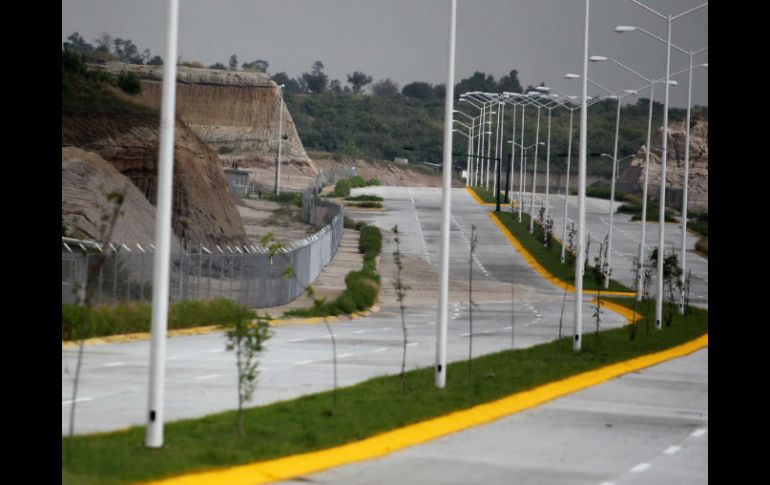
619, 0, 708, 329
274, 84, 285, 194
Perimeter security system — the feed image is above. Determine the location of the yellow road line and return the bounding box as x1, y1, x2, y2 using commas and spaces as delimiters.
143, 333, 708, 485
61, 325, 222, 348
487, 212, 635, 297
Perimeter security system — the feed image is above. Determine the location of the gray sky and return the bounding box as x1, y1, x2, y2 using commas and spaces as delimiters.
62, 0, 708, 108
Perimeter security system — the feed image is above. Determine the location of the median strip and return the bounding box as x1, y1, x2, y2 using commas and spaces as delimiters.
487, 212, 635, 297
143, 332, 707, 485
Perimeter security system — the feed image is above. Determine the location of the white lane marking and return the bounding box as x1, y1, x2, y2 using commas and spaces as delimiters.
630, 463, 651, 473
664, 445, 682, 455
691, 428, 706, 438
599, 482, 615, 485
62, 397, 93, 406
295, 360, 316, 365
353, 330, 367, 334
166, 356, 179, 360
102, 361, 124, 367
338, 353, 354, 359
289, 338, 310, 343
206, 348, 225, 353
196, 374, 220, 380
373, 347, 389, 353
407, 342, 420, 347
379, 327, 393, 331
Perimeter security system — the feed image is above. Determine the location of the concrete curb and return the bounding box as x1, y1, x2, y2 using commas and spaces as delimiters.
142, 331, 708, 485
61, 325, 222, 348
464, 187, 514, 208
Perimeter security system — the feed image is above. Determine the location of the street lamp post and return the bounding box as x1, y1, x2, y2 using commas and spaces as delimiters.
146, 0, 179, 448
574, 0, 590, 352
678, 54, 707, 314
274, 84, 285, 194
435, 0, 456, 389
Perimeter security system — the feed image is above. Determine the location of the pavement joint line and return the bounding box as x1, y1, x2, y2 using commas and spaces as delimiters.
142, 331, 708, 485
487, 212, 635, 298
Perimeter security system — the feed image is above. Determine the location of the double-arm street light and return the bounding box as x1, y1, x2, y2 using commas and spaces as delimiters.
619, 0, 708, 329
275, 84, 285, 194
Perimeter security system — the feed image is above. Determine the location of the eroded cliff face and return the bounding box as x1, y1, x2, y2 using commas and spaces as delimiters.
62, 111, 248, 246
62, 146, 182, 250
629, 118, 708, 211
105, 63, 316, 177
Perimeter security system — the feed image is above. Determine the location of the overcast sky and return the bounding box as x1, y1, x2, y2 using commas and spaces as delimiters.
62, 0, 708, 108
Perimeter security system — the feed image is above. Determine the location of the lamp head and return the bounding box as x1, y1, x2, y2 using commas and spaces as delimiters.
565, 73, 581, 80
615, 25, 636, 32
624, 89, 638, 95
589, 56, 607, 62
535, 85, 551, 91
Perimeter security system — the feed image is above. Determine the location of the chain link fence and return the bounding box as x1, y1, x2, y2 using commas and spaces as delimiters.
62, 195, 344, 309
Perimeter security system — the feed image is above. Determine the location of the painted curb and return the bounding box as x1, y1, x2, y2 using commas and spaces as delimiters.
487, 212, 635, 298
464, 187, 514, 208
61, 325, 223, 348
141, 332, 708, 485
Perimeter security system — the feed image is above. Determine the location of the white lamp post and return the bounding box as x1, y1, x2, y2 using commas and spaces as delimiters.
435, 0, 456, 388
146, 0, 179, 448
274, 84, 285, 194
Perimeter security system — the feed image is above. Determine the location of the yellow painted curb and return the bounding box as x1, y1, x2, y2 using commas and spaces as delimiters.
487, 212, 636, 297
142, 333, 708, 485
464, 187, 514, 208
590, 298, 642, 325
61, 325, 222, 348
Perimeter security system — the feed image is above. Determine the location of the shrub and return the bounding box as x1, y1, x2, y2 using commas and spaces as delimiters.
117, 71, 141, 94
359, 225, 382, 258
334, 179, 351, 197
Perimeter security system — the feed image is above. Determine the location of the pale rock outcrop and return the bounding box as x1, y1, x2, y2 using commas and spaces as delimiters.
629, 119, 708, 211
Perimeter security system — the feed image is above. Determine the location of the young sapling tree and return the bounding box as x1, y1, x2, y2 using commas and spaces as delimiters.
392, 225, 411, 393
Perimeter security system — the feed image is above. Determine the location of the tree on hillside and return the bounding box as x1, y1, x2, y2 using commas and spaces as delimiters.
93, 32, 112, 53
330, 79, 343, 94
113, 38, 142, 64
271, 72, 302, 93
209, 62, 227, 70
498, 69, 523, 94
433, 83, 446, 100
66, 32, 94, 54
372, 78, 400, 98
229, 54, 239, 71
302, 61, 328, 94
455, 71, 496, 97
402, 81, 434, 100
148, 56, 163, 66
347, 71, 373, 94
242, 59, 269, 73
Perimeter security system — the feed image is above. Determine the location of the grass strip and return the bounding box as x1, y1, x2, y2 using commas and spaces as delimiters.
62, 299, 246, 341
283, 225, 382, 317
495, 212, 632, 292
62, 297, 706, 485
471, 186, 503, 204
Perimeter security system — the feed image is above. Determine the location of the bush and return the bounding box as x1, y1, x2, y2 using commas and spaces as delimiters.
344, 195, 384, 202
367, 178, 381, 186
335, 179, 351, 197
117, 71, 141, 94
263, 191, 302, 207
349, 176, 367, 188
359, 225, 382, 258
348, 201, 383, 208
695, 237, 708, 256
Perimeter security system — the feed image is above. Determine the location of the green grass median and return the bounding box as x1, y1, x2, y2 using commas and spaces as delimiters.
495, 211, 633, 293
62, 297, 706, 485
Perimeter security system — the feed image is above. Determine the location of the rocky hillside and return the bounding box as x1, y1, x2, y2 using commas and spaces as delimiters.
100, 63, 316, 178
627, 118, 708, 211
62, 146, 182, 251
62, 110, 248, 246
